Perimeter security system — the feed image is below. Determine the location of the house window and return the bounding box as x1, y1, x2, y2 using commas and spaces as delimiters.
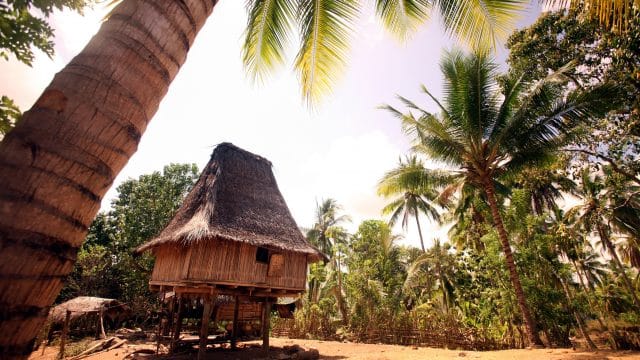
256, 247, 269, 263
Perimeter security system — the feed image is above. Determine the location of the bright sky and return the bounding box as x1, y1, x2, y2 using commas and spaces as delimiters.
1, 1, 541, 250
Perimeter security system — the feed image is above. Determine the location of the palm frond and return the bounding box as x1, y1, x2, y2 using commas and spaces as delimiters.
375, 0, 431, 40
243, 0, 296, 81
434, 0, 527, 51
295, 0, 360, 105
420, 84, 448, 117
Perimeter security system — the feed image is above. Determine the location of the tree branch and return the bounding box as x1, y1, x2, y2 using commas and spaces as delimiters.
565, 148, 640, 186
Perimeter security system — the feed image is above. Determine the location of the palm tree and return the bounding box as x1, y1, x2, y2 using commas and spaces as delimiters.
385, 50, 620, 346
0, 1, 530, 356
306, 198, 350, 325
378, 155, 443, 252
567, 169, 640, 307
404, 238, 456, 313
514, 163, 577, 216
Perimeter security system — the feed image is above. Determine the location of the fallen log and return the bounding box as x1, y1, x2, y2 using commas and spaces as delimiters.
68, 338, 127, 360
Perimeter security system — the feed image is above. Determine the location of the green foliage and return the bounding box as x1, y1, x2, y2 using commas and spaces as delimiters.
0, 0, 92, 137
0, 0, 90, 65
346, 220, 406, 334
58, 163, 199, 320
506, 10, 640, 181
0, 95, 21, 138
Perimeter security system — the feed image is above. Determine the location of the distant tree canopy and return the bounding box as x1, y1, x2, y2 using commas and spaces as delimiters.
58, 163, 199, 316
0, 0, 93, 138
506, 9, 640, 181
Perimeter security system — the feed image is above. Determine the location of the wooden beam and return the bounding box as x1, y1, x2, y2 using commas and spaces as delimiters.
174, 286, 216, 295
198, 296, 214, 360
231, 296, 240, 350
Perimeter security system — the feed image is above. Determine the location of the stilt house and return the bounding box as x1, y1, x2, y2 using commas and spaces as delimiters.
135, 143, 325, 355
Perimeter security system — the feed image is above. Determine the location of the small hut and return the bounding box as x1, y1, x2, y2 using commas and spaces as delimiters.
48, 297, 129, 338
136, 143, 325, 356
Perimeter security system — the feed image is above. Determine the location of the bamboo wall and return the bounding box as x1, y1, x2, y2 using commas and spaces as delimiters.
216, 302, 262, 321
150, 238, 308, 290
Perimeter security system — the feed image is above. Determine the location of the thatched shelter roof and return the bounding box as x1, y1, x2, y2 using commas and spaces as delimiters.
48, 297, 128, 323
136, 143, 326, 262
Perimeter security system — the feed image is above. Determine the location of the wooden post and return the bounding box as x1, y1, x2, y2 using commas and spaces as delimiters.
262, 299, 271, 355
58, 310, 71, 359
165, 296, 175, 337
198, 296, 214, 360
170, 296, 183, 353
231, 296, 240, 350
98, 307, 106, 339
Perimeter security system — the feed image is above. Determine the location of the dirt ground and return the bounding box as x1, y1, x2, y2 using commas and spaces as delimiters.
30, 337, 640, 360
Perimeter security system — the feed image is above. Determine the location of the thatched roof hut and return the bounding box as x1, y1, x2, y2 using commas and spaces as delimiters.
136, 143, 325, 355
136, 142, 324, 258
49, 297, 128, 325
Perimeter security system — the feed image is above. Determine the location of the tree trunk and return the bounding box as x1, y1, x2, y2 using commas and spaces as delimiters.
483, 180, 544, 347
415, 213, 426, 252
0, 1, 217, 358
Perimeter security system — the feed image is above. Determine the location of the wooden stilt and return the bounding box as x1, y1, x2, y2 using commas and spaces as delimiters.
164, 296, 174, 337
58, 310, 71, 359
170, 296, 183, 353
198, 296, 214, 360
262, 299, 272, 355
98, 307, 106, 339
231, 296, 240, 350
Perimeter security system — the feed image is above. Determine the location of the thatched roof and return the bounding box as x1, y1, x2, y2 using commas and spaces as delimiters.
48, 297, 128, 323
136, 143, 326, 261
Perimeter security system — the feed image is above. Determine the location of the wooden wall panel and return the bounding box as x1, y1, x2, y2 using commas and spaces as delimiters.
151, 238, 308, 290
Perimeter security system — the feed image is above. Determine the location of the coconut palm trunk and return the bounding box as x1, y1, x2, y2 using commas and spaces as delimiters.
0, 1, 216, 358
483, 180, 544, 347
415, 213, 426, 252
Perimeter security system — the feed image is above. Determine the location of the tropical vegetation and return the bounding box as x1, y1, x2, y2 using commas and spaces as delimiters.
1, 1, 640, 358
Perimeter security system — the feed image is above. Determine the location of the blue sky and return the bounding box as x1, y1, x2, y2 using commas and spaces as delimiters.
1, 1, 543, 249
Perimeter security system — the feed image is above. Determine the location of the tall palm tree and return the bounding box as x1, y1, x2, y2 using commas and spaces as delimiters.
567, 169, 640, 307
0, 1, 530, 356
377, 155, 443, 252
385, 50, 620, 346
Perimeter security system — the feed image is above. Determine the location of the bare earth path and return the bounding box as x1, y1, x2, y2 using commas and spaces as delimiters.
30, 337, 640, 360
266, 338, 640, 360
